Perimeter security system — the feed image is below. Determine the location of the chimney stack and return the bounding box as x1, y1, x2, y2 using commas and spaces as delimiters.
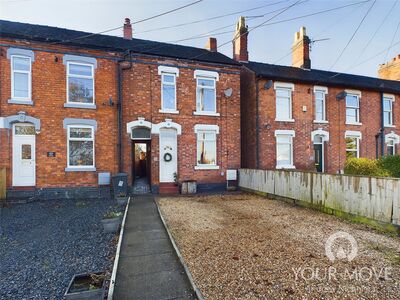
233, 16, 248, 62
206, 37, 217, 52
292, 27, 311, 69
123, 18, 132, 40
378, 55, 400, 81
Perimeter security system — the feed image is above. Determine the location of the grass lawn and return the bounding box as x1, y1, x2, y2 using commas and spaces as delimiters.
158, 193, 400, 299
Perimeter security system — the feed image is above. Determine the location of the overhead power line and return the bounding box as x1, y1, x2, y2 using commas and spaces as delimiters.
134, 0, 288, 35
384, 7, 400, 62
49, 0, 204, 45
329, 0, 376, 70
357, 0, 398, 62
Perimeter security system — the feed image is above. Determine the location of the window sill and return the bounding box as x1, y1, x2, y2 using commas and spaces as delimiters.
194, 165, 220, 170
8, 99, 34, 105
313, 120, 329, 124
159, 109, 179, 114
275, 119, 295, 122
64, 103, 97, 110
276, 165, 296, 170
65, 167, 96, 172
384, 124, 396, 128
346, 122, 362, 126
193, 111, 220, 117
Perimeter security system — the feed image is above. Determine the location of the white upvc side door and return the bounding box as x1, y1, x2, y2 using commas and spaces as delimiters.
12, 124, 36, 186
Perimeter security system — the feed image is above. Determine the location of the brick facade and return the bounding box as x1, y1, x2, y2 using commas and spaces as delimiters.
241, 73, 400, 173
0, 35, 241, 196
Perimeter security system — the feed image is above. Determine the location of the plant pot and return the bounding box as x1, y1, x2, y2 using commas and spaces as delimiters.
64, 272, 105, 300
101, 217, 121, 233
116, 196, 128, 206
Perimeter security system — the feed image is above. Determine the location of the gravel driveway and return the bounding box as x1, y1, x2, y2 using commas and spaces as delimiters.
158, 193, 400, 299
0, 198, 120, 300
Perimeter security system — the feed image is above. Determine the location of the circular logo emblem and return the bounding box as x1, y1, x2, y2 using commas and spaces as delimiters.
325, 231, 358, 262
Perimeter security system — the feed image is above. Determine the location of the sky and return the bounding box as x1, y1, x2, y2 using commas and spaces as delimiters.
1, 0, 399, 78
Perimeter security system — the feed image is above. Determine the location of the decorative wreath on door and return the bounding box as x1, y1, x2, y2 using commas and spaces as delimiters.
163, 153, 172, 162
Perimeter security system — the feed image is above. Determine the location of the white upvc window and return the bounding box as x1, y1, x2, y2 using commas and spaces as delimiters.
387, 138, 396, 156
275, 130, 295, 169
196, 77, 217, 114
314, 86, 327, 122
345, 131, 361, 159
161, 72, 177, 112
346, 94, 360, 124
11, 55, 32, 100
274, 82, 294, 122
67, 62, 95, 104
194, 124, 219, 170
67, 125, 95, 168
383, 95, 395, 127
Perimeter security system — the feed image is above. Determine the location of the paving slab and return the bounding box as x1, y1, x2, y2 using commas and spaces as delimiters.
113, 195, 195, 300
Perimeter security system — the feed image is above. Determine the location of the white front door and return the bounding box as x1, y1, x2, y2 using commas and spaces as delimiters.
13, 124, 36, 186
159, 128, 177, 182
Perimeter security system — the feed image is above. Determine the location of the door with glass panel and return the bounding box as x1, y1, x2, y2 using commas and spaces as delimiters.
13, 124, 36, 186
313, 135, 324, 173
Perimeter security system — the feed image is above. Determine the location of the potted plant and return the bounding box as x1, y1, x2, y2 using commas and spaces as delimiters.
116, 191, 128, 206
101, 211, 123, 233
64, 272, 105, 300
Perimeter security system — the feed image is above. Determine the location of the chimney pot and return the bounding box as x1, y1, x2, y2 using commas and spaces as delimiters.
123, 17, 132, 40
206, 37, 217, 52
292, 26, 311, 69
233, 16, 249, 62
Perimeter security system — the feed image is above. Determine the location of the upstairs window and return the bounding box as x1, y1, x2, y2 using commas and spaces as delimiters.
11, 55, 32, 100
383, 96, 394, 127
67, 126, 95, 168
314, 87, 327, 122
196, 77, 216, 113
67, 62, 94, 104
346, 94, 360, 124
274, 82, 294, 122
161, 73, 177, 111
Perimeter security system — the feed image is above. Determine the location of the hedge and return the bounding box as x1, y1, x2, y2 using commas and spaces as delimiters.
344, 157, 390, 177
379, 155, 400, 178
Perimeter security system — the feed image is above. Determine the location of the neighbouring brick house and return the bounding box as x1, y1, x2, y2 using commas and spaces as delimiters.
0, 19, 241, 199
236, 18, 400, 173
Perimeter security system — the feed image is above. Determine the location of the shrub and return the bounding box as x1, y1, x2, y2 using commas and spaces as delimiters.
378, 155, 400, 178
344, 157, 390, 177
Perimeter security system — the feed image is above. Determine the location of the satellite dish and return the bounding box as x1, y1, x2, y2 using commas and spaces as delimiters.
224, 88, 233, 98
264, 80, 273, 90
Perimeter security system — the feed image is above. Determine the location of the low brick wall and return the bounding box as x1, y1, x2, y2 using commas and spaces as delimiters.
239, 169, 400, 231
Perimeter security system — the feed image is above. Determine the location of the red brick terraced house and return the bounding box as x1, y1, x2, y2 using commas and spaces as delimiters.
235, 18, 400, 173
0, 19, 241, 199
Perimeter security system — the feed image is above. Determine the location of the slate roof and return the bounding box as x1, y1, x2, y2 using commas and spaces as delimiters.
245, 61, 400, 94
0, 19, 240, 66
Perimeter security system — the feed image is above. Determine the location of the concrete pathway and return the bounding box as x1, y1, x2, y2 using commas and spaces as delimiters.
113, 195, 196, 300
